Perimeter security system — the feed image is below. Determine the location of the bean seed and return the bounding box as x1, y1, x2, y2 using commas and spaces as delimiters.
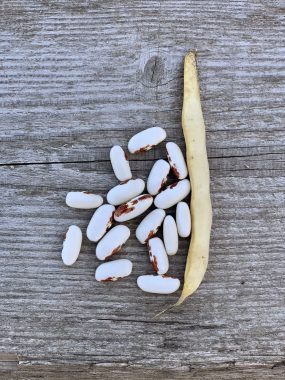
96, 225, 130, 261
137, 275, 180, 294
148, 237, 169, 275
166, 142, 188, 179
114, 194, 153, 222
107, 179, 145, 206
95, 259, 133, 282
176, 201, 191, 238
136, 209, 165, 244
110, 145, 132, 182
66, 192, 103, 209
154, 179, 191, 209
86, 204, 115, 242
163, 215, 179, 255
147, 159, 170, 195
61, 225, 82, 266
128, 127, 166, 153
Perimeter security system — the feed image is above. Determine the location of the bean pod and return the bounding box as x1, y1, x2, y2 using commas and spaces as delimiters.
86, 204, 115, 242
154, 179, 191, 209
114, 194, 153, 222
135, 209, 166, 244
147, 159, 170, 195
177, 52, 212, 303
107, 179, 145, 206
128, 127, 166, 153
110, 145, 132, 182
96, 225, 130, 261
61, 225, 82, 266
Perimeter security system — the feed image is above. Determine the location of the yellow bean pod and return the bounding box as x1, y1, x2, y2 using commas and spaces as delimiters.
177, 52, 212, 304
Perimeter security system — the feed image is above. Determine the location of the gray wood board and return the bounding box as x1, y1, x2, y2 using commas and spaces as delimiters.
0, 0, 284, 378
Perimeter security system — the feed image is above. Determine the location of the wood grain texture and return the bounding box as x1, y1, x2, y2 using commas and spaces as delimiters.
0, 0, 284, 378
2, 364, 285, 380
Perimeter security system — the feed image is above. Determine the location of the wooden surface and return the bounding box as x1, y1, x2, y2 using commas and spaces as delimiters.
0, 0, 284, 379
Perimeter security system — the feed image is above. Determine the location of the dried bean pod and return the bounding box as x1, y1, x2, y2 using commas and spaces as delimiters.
178, 52, 212, 304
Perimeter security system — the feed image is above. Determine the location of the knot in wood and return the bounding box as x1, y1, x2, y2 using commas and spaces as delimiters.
143, 56, 164, 86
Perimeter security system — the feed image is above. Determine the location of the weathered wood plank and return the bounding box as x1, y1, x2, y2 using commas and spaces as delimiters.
0, 0, 284, 377
0, 0, 284, 165
1, 128, 285, 167
1, 364, 285, 380
1, 164, 284, 370
0, 353, 18, 372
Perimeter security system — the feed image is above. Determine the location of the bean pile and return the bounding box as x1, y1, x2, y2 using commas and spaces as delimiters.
61, 127, 191, 295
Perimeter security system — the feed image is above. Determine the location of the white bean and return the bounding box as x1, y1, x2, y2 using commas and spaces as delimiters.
95, 259, 133, 282
154, 179, 191, 209
96, 225, 130, 261
61, 225, 82, 266
137, 275, 180, 294
128, 127, 166, 153
176, 201, 191, 238
135, 209, 165, 244
148, 237, 169, 275
107, 179, 145, 206
86, 204, 115, 242
110, 145, 132, 182
65, 192, 103, 209
114, 194, 153, 222
166, 142, 188, 179
163, 215, 178, 256
147, 159, 170, 195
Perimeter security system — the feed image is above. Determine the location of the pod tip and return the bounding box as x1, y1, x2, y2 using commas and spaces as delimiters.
152, 303, 176, 319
